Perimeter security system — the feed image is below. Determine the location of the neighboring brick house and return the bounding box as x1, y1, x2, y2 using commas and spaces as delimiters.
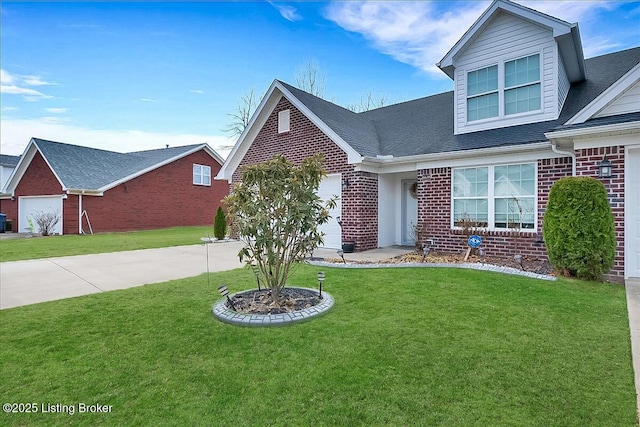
217, 0, 640, 282
0, 138, 227, 235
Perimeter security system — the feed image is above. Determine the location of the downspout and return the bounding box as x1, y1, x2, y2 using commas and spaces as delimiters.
551, 142, 576, 176
78, 193, 83, 234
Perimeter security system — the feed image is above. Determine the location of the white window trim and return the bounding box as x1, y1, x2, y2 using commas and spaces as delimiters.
465, 51, 543, 124
193, 163, 211, 186
450, 162, 538, 232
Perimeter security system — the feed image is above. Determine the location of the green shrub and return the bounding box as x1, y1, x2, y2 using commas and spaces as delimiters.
542, 177, 615, 280
213, 206, 227, 240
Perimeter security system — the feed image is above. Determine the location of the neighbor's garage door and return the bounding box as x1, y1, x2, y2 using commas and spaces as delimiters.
19, 196, 63, 235
317, 174, 342, 249
627, 148, 640, 278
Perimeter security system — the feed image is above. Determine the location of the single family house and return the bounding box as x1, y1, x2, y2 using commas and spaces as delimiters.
0, 138, 228, 235
217, 0, 640, 282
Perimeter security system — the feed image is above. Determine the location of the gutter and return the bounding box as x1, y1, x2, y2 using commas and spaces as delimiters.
359, 141, 553, 169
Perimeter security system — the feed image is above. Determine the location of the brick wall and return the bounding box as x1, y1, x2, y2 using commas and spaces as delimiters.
83, 149, 227, 233
575, 145, 625, 281
342, 171, 378, 251
232, 97, 378, 250
417, 157, 573, 259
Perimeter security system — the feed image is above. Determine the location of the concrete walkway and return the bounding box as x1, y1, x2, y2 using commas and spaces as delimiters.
626, 278, 640, 421
0, 241, 246, 310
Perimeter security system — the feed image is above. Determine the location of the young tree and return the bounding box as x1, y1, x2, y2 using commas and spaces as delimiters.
223, 154, 337, 303
213, 206, 227, 240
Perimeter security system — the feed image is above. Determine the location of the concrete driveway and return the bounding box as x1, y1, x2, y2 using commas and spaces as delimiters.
0, 241, 245, 310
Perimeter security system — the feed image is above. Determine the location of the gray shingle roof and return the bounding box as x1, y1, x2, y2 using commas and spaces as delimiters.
0, 154, 20, 167
280, 46, 640, 158
32, 139, 205, 190
277, 81, 381, 157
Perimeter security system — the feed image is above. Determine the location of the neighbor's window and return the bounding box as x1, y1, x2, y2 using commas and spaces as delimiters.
193, 164, 211, 186
466, 53, 541, 122
452, 163, 536, 230
278, 109, 290, 133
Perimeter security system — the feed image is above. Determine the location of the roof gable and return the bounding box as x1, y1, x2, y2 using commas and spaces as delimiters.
217, 80, 367, 181
565, 62, 640, 125
437, 0, 585, 82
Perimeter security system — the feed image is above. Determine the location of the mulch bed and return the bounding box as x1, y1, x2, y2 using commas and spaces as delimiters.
227, 287, 321, 315
327, 251, 556, 276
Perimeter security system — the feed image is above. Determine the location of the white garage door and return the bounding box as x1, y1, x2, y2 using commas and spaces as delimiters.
19, 196, 63, 235
317, 174, 342, 249
627, 148, 640, 278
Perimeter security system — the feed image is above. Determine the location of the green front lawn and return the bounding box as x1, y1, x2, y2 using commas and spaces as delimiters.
0, 226, 214, 262
0, 266, 636, 426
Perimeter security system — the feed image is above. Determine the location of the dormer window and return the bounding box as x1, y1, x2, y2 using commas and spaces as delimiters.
466, 53, 541, 122
467, 65, 499, 121
504, 54, 540, 115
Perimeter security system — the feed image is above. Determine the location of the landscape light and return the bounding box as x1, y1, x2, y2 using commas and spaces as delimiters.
317, 271, 325, 298
217, 284, 236, 311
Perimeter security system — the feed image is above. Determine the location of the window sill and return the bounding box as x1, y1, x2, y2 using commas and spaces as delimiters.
450, 228, 539, 238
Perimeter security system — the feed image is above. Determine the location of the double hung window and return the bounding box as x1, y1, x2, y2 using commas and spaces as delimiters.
466, 54, 541, 122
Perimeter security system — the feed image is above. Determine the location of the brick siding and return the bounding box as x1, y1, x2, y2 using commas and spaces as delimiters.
575, 145, 625, 281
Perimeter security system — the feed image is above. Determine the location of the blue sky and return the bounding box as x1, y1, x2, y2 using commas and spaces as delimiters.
1, 1, 639, 158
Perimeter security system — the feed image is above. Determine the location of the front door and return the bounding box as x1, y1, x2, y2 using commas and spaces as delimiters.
401, 180, 418, 246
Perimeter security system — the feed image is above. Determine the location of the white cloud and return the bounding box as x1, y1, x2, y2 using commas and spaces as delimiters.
189, 89, 204, 94
1, 106, 19, 112
269, 2, 302, 22
139, 98, 159, 103
0, 118, 235, 159
324, 1, 626, 76
1, 84, 53, 99
324, 1, 489, 76
1, 69, 15, 85
0, 69, 56, 99
45, 107, 67, 114
22, 75, 59, 86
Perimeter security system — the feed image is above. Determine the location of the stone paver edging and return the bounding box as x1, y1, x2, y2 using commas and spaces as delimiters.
212, 287, 334, 327
306, 260, 556, 281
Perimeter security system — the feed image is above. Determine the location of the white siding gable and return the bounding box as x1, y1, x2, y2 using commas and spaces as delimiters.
453, 11, 560, 135
558, 54, 570, 113
595, 79, 640, 118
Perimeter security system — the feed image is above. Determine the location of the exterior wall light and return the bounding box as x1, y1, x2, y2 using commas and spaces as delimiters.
599, 158, 612, 178
342, 178, 350, 190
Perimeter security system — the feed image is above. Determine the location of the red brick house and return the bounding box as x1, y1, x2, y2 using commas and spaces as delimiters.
0, 138, 227, 235
217, 0, 640, 281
